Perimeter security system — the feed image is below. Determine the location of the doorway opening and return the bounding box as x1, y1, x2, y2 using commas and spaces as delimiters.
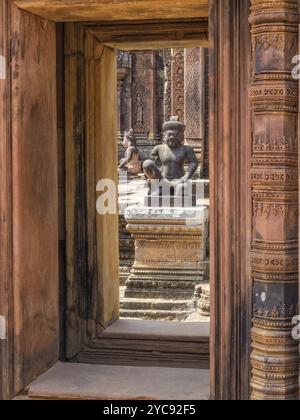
58, 20, 211, 398
117, 48, 210, 324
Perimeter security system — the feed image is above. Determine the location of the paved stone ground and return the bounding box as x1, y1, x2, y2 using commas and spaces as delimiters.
28, 362, 210, 400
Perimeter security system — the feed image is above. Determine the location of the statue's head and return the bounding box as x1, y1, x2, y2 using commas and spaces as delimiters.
162, 116, 185, 149
123, 129, 137, 149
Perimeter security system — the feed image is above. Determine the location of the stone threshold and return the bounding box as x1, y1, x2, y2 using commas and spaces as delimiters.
27, 362, 210, 400
75, 319, 210, 370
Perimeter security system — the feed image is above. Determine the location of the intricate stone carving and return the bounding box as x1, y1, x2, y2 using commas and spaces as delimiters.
134, 92, 145, 132
249, 0, 299, 400
121, 205, 209, 321
184, 48, 204, 140
253, 136, 297, 152
184, 48, 205, 172
171, 48, 185, 121
253, 303, 298, 320
131, 51, 160, 137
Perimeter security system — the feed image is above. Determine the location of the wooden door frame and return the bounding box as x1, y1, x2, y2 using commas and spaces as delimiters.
0, 0, 254, 400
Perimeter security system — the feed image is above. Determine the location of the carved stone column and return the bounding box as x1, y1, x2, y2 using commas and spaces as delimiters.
249, 0, 299, 400
184, 48, 205, 172
171, 48, 185, 122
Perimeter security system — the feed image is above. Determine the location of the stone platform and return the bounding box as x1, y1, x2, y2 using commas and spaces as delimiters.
121, 206, 209, 321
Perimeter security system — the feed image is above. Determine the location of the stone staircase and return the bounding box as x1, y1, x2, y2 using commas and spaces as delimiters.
120, 298, 197, 321
120, 265, 206, 321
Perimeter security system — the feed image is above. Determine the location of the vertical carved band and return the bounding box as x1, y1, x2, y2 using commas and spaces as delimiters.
171, 48, 185, 121
164, 48, 172, 122
184, 48, 205, 167
249, 0, 299, 400
184, 48, 204, 140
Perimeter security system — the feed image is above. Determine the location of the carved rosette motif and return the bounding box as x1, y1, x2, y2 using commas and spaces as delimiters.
171, 48, 185, 122
249, 0, 299, 400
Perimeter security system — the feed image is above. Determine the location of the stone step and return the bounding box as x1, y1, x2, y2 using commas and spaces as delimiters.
27, 362, 210, 400
120, 298, 196, 311
124, 288, 195, 300
126, 279, 201, 289
120, 309, 193, 321
76, 320, 210, 370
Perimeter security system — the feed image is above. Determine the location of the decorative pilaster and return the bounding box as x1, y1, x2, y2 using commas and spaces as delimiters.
184, 48, 205, 170
132, 51, 157, 137
171, 48, 185, 122
249, 0, 299, 400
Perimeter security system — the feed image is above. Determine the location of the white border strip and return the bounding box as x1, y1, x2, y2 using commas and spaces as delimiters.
0, 316, 6, 340
0, 55, 6, 80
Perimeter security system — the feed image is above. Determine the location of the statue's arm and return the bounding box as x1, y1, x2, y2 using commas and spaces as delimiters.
118, 146, 135, 168
150, 146, 162, 167
184, 146, 198, 180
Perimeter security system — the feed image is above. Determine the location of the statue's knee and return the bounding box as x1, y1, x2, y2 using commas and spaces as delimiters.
143, 160, 155, 172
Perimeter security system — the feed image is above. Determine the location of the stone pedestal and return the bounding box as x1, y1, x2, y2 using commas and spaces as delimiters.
121, 206, 209, 321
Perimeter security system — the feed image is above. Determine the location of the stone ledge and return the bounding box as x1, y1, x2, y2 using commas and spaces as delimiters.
125, 205, 208, 223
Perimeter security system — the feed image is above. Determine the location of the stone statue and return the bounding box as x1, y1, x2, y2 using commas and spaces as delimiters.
119, 129, 142, 175
143, 116, 198, 195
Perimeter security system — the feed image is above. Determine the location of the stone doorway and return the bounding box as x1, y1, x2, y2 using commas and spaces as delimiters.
64, 20, 208, 367
1, 0, 257, 401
